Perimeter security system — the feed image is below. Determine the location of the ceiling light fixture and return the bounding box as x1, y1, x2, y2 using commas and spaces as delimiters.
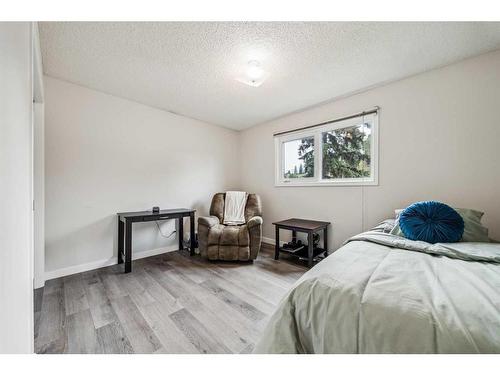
236, 60, 268, 87
246, 60, 264, 80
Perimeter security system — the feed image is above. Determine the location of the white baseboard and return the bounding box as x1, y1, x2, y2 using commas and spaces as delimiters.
262, 236, 274, 245
44, 258, 117, 282
131, 245, 178, 261
34, 277, 45, 289
44, 245, 178, 281
262, 236, 286, 246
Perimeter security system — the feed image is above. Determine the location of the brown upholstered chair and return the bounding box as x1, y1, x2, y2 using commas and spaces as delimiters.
198, 193, 263, 261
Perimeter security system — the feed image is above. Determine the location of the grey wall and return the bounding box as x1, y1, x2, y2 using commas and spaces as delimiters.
239, 50, 500, 250
44, 77, 240, 276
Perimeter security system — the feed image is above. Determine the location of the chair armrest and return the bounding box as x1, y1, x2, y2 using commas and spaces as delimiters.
198, 215, 220, 228
247, 216, 263, 229
247, 216, 263, 260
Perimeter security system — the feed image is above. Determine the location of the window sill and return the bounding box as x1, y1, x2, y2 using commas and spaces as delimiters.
275, 179, 378, 187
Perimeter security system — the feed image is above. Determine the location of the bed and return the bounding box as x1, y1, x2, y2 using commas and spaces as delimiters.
254, 220, 500, 353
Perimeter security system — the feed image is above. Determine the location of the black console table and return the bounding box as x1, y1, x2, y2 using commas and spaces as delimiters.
117, 208, 196, 273
273, 218, 330, 267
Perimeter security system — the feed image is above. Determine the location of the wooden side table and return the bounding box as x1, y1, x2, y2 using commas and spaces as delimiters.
273, 218, 331, 267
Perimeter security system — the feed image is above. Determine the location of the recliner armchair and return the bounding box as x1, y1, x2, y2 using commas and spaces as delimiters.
198, 193, 263, 261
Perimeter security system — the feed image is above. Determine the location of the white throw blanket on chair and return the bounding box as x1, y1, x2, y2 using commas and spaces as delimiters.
223, 191, 248, 225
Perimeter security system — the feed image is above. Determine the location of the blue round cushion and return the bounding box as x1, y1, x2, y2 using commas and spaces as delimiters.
399, 201, 464, 244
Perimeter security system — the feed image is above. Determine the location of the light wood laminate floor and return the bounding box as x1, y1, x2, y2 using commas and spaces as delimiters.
34, 246, 306, 354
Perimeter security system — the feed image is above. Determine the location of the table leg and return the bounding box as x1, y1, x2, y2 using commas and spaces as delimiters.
292, 230, 297, 244
274, 226, 280, 260
189, 212, 195, 256
307, 232, 313, 268
125, 219, 132, 273
324, 227, 328, 256
118, 218, 124, 264
178, 217, 184, 251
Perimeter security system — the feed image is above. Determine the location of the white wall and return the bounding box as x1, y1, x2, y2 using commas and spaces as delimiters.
45, 49, 500, 278
34, 102, 45, 288
240, 50, 500, 250
33, 21, 45, 289
44, 77, 240, 277
0, 22, 34, 353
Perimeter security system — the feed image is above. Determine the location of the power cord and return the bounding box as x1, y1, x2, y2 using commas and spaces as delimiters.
155, 221, 176, 238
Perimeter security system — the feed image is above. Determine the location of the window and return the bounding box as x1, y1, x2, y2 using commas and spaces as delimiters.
282, 136, 314, 179
275, 112, 378, 186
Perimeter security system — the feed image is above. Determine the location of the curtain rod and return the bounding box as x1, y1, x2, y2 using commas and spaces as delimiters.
273, 107, 379, 137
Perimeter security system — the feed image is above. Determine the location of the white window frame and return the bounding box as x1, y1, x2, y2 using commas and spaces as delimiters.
274, 113, 378, 187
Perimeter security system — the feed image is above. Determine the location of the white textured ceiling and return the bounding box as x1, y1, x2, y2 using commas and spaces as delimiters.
39, 22, 500, 130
